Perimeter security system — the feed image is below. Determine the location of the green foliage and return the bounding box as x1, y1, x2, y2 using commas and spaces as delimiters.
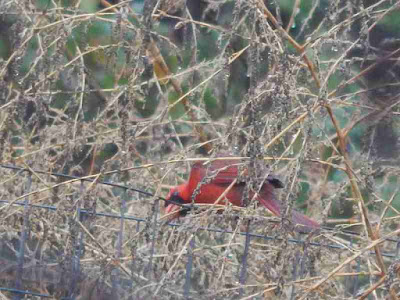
168, 90, 185, 120
203, 88, 223, 119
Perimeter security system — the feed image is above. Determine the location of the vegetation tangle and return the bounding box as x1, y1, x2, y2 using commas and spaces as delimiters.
1, 0, 400, 299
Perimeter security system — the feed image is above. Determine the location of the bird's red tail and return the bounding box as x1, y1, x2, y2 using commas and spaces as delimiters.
257, 196, 319, 232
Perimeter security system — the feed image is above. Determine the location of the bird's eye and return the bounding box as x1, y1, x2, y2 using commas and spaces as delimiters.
170, 191, 184, 204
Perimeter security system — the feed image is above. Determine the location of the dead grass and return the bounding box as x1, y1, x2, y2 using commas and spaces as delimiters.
1, 0, 400, 299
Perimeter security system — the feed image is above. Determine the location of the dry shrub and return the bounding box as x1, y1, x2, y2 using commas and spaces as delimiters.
1, 0, 400, 299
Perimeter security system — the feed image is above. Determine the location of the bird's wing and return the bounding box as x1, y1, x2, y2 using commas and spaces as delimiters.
190, 159, 283, 187
188, 159, 243, 189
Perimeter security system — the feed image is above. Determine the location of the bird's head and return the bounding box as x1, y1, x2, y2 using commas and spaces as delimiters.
164, 186, 190, 218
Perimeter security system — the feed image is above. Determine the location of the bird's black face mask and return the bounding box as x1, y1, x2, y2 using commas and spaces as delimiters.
166, 191, 190, 216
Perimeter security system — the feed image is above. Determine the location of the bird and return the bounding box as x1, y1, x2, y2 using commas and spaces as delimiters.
164, 157, 319, 231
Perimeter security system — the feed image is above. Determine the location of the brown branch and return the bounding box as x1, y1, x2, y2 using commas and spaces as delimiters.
256, 1, 395, 294
357, 274, 386, 300
100, 0, 213, 153
285, 0, 301, 32
299, 226, 400, 300
328, 46, 400, 98
324, 103, 389, 297
257, 0, 320, 88
146, 41, 212, 153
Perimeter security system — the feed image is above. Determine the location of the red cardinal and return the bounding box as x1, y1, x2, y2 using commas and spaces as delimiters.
165, 158, 319, 231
